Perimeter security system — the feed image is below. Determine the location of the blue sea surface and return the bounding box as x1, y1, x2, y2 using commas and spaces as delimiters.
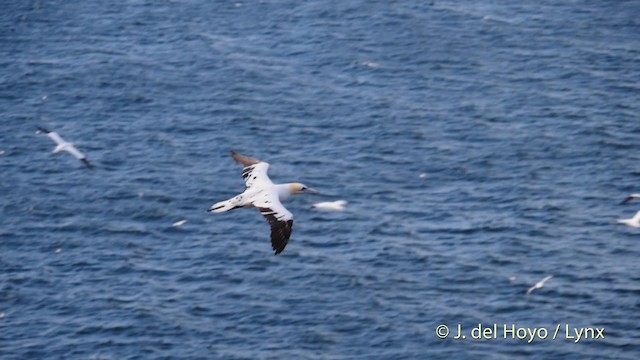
1, 1, 639, 359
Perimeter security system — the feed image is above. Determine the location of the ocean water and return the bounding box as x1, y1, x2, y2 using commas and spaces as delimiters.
1, 0, 639, 359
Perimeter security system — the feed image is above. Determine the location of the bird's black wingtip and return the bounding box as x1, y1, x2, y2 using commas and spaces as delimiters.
81, 158, 94, 169
36, 126, 51, 133
272, 240, 288, 255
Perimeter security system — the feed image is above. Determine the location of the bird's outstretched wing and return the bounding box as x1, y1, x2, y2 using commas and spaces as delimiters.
622, 194, 640, 204
231, 151, 260, 167
38, 126, 66, 146
231, 151, 272, 189
525, 285, 536, 296
46, 132, 66, 146
65, 145, 86, 160
254, 194, 294, 255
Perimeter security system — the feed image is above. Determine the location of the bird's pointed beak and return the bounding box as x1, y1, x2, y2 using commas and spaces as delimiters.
304, 188, 320, 194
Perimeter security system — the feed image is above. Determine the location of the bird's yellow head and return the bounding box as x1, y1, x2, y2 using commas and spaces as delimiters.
288, 183, 319, 195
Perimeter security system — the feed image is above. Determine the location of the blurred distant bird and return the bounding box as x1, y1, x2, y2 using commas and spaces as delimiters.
526, 275, 553, 295
172, 220, 187, 227
312, 200, 347, 211
621, 194, 640, 204
208, 151, 318, 255
618, 210, 640, 228
37, 126, 93, 168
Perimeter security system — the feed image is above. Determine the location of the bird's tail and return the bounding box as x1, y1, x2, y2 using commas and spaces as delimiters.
208, 198, 237, 213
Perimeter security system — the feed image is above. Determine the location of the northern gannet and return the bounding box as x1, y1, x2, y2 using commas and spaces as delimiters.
208, 151, 318, 255
618, 210, 640, 228
526, 275, 553, 295
621, 194, 640, 204
172, 220, 188, 227
37, 126, 93, 168
311, 200, 347, 211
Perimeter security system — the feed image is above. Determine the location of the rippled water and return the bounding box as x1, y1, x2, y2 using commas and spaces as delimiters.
1, 1, 639, 359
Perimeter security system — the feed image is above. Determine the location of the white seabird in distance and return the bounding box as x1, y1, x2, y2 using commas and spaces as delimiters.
208, 151, 318, 255
621, 194, 640, 204
37, 126, 93, 168
312, 200, 347, 211
172, 219, 188, 227
618, 210, 640, 228
526, 275, 553, 295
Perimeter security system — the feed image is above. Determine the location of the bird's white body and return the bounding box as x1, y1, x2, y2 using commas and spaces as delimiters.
209, 163, 296, 222
312, 200, 347, 211
526, 275, 553, 295
618, 210, 640, 228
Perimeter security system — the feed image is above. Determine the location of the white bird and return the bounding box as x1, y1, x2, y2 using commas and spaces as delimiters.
208, 151, 318, 255
172, 219, 188, 227
526, 275, 553, 295
621, 194, 640, 204
37, 126, 93, 168
312, 200, 347, 211
618, 210, 640, 228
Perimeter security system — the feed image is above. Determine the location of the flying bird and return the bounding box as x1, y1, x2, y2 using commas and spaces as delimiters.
618, 210, 640, 228
526, 275, 553, 295
208, 151, 318, 255
621, 194, 640, 204
172, 219, 188, 228
311, 200, 347, 211
37, 126, 93, 168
